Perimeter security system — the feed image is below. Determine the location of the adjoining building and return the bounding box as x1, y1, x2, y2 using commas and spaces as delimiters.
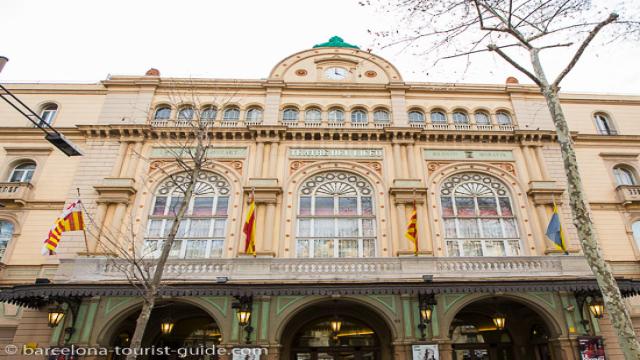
1, 37, 640, 360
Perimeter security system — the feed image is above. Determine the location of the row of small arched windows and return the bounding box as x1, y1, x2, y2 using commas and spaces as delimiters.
153, 105, 263, 123
281, 107, 390, 124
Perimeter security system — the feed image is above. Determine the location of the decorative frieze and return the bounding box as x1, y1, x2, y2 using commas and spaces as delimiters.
289, 147, 383, 159
424, 149, 514, 161
150, 147, 247, 159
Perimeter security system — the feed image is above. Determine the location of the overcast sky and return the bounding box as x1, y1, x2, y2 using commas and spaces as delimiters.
1, 0, 639, 94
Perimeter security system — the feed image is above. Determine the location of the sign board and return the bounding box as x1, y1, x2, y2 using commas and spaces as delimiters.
289, 148, 383, 159
412, 344, 439, 360
578, 336, 606, 360
424, 149, 514, 161
151, 147, 247, 159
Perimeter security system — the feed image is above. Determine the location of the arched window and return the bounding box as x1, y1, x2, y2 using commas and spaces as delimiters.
594, 113, 616, 135
440, 173, 521, 257
452, 111, 469, 124
430, 110, 447, 124
222, 107, 240, 121
40, 103, 58, 125
305, 108, 322, 123
282, 108, 299, 123
245, 107, 263, 123
328, 108, 344, 123
0, 220, 14, 261
9, 162, 36, 182
373, 109, 390, 123
154, 106, 171, 121
496, 111, 513, 125
632, 221, 640, 251
177, 107, 194, 121
200, 106, 217, 121
351, 109, 368, 124
144, 171, 231, 259
613, 166, 637, 186
474, 111, 491, 125
296, 171, 376, 258
408, 110, 425, 123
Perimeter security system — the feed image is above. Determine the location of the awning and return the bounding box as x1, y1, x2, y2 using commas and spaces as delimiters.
2, 279, 639, 308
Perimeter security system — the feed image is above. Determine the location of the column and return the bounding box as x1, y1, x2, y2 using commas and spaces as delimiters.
254, 142, 265, 178
400, 144, 409, 178
263, 86, 283, 125
110, 141, 128, 177
125, 142, 143, 178
263, 203, 277, 256
392, 143, 402, 178
534, 145, 550, 179
268, 142, 279, 178
406, 144, 417, 178
522, 146, 542, 181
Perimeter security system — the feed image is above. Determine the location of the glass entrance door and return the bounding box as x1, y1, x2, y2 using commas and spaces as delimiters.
293, 347, 378, 360
452, 345, 514, 360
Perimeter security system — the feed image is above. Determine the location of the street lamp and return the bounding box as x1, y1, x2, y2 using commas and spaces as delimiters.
0, 56, 82, 156
588, 298, 605, 319
47, 306, 65, 327
232, 296, 254, 344
160, 317, 175, 335
418, 294, 437, 339
492, 312, 507, 331
330, 315, 343, 333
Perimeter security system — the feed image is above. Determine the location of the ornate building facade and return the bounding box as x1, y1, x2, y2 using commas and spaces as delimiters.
1, 38, 640, 359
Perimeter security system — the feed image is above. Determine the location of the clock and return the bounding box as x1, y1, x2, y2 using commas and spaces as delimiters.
324, 67, 348, 80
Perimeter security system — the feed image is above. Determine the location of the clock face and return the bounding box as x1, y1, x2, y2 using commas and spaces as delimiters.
324, 67, 348, 80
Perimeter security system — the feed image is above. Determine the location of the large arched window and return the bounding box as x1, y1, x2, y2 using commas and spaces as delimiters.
373, 108, 390, 123
408, 110, 425, 124
594, 113, 616, 135
452, 110, 469, 124
430, 110, 447, 124
632, 221, 640, 252
222, 107, 240, 122
351, 109, 368, 124
474, 111, 491, 125
496, 111, 513, 125
177, 106, 195, 121
245, 107, 263, 123
0, 220, 14, 261
9, 162, 36, 182
613, 166, 637, 186
440, 173, 521, 257
282, 108, 299, 123
296, 171, 376, 258
40, 103, 58, 125
328, 108, 345, 123
154, 106, 172, 121
144, 171, 231, 259
305, 108, 322, 123
200, 106, 217, 121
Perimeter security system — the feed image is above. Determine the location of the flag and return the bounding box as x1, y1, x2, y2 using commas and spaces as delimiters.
42, 200, 85, 255
546, 202, 568, 254
243, 190, 256, 256
405, 201, 418, 256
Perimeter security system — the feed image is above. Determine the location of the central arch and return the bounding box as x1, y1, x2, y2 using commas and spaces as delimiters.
279, 299, 395, 360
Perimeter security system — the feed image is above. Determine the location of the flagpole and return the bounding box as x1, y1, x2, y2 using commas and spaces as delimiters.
77, 187, 90, 254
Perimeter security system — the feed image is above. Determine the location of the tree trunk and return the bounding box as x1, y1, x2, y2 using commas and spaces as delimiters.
125, 163, 202, 359
530, 49, 640, 359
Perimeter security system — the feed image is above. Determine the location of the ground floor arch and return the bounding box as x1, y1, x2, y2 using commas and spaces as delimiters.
104, 301, 221, 360
279, 299, 395, 360
445, 296, 560, 360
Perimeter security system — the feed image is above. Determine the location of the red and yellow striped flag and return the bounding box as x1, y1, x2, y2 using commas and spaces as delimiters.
405, 201, 418, 256
243, 191, 257, 256
42, 200, 85, 255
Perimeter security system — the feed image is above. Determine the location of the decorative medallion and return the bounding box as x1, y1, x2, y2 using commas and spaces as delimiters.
364, 70, 377, 78
295, 69, 308, 76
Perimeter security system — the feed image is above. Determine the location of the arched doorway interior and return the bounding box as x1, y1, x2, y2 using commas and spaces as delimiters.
450, 298, 552, 360
107, 302, 220, 360
281, 300, 393, 360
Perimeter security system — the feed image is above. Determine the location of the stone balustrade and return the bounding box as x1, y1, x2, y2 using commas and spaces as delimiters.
55, 255, 592, 283
616, 185, 640, 205
0, 182, 32, 205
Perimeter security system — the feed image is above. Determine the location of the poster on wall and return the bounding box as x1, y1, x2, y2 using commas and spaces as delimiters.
412, 344, 439, 360
578, 336, 606, 360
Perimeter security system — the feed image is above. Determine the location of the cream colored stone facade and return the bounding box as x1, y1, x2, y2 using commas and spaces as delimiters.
1, 44, 640, 359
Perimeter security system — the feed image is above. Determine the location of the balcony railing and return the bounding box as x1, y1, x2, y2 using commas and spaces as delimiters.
616, 185, 640, 204
150, 119, 263, 128
0, 182, 32, 205
56, 255, 592, 283
412, 122, 518, 131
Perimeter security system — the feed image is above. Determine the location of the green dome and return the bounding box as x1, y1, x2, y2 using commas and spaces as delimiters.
313, 36, 360, 49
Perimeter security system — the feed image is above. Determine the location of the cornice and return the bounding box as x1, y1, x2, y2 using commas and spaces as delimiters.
574, 134, 640, 144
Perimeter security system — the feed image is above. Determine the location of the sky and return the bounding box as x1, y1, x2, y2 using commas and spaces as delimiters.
1, 0, 639, 94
